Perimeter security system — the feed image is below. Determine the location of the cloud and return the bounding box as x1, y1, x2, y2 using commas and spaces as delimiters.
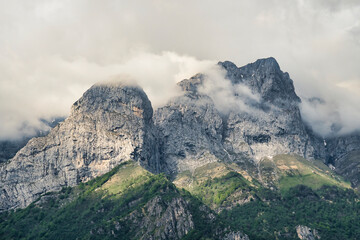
300, 84, 360, 138
0, 51, 215, 140
0, 0, 359, 139
198, 66, 261, 115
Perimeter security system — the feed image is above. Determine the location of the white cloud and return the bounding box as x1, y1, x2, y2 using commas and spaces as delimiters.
0, 51, 214, 140
0, 0, 359, 139
198, 66, 261, 115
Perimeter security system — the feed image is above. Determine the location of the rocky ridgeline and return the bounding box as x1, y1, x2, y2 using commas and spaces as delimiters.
325, 133, 360, 188
0, 117, 65, 164
121, 196, 194, 239
0, 82, 160, 210
155, 58, 325, 175
220, 58, 325, 161
0, 57, 359, 211
154, 84, 227, 174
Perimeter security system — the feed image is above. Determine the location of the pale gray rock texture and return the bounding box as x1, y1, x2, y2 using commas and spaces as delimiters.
1, 57, 357, 212
296, 225, 320, 240
122, 196, 194, 240
325, 133, 360, 187
155, 57, 325, 177
326, 133, 360, 164
0, 81, 160, 210
154, 88, 227, 175
0, 117, 64, 163
223, 231, 250, 240
219, 58, 325, 162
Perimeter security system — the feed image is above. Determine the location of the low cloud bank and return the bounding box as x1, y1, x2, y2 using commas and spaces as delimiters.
300, 85, 360, 138
1, 1, 360, 140
0, 52, 214, 140
198, 66, 261, 115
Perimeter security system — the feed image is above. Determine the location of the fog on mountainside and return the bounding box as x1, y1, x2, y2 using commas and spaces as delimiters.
1, 1, 360, 140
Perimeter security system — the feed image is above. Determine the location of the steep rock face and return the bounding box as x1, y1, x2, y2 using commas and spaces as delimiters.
155, 58, 325, 177
220, 58, 324, 161
296, 225, 320, 240
0, 81, 160, 210
221, 58, 300, 105
0, 138, 30, 164
326, 133, 360, 163
154, 87, 227, 175
223, 231, 250, 240
123, 196, 194, 240
0, 118, 64, 164
326, 133, 360, 187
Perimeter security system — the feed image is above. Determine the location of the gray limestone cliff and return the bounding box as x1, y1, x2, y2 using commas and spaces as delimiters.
1, 57, 358, 212
0, 118, 64, 164
219, 58, 324, 162
223, 231, 250, 240
0, 81, 160, 211
154, 82, 227, 175
120, 196, 194, 240
155, 57, 325, 177
326, 133, 360, 188
296, 225, 320, 240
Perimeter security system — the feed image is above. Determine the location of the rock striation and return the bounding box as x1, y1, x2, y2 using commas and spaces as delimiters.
0, 81, 160, 210
155, 57, 326, 176
154, 80, 227, 175
326, 133, 360, 188
223, 231, 250, 240
121, 196, 194, 240
0, 118, 64, 164
296, 225, 320, 240
219, 58, 324, 162
1, 57, 358, 212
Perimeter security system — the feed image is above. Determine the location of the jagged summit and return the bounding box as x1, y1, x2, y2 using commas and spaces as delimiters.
219, 57, 280, 76
72, 82, 153, 122
154, 57, 324, 176
249, 57, 281, 70
0, 81, 160, 210
219, 57, 300, 105
177, 73, 204, 93
1, 57, 356, 213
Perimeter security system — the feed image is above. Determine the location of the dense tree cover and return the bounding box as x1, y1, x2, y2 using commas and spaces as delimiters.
0, 163, 219, 240
1, 162, 359, 240
220, 185, 360, 240
191, 171, 253, 206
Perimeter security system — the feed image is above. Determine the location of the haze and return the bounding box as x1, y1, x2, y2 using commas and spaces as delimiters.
1, 0, 360, 139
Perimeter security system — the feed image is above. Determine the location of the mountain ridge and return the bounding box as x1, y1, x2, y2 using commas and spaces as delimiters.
1, 56, 359, 210
0, 57, 359, 239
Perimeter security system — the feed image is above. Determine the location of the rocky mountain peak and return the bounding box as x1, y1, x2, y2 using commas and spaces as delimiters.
72, 82, 153, 122
154, 57, 325, 176
219, 57, 300, 105
0, 80, 160, 210
177, 73, 204, 93
250, 57, 281, 71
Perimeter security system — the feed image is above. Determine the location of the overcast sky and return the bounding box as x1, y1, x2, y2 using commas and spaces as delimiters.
1, 0, 360, 139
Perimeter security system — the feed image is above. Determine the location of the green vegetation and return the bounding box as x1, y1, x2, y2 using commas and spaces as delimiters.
174, 162, 256, 209
221, 185, 360, 240
190, 171, 253, 206
259, 155, 351, 194
0, 161, 222, 240
1, 155, 359, 239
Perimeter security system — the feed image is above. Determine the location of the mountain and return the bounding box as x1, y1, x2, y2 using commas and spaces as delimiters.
218, 58, 325, 161
0, 117, 64, 164
1, 161, 248, 240
155, 58, 325, 180
0, 57, 359, 239
0, 82, 160, 211
325, 133, 360, 189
